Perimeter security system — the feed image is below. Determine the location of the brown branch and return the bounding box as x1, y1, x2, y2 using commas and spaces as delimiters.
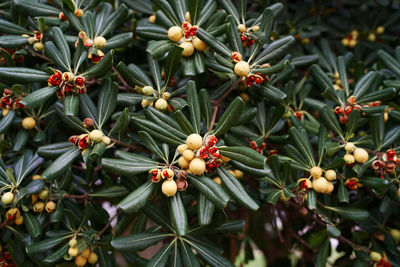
215, 78, 242, 104
31, 51, 54, 63
208, 105, 219, 131
110, 138, 143, 151
97, 209, 121, 238
64, 193, 88, 199
112, 66, 130, 88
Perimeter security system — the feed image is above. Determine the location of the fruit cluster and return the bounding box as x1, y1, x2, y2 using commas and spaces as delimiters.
48, 70, 87, 98
23, 31, 44, 52
343, 142, 369, 166
167, 20, 207, 57
68, 238, 98, 267
370, 251, 391, 267
237, 24, 259, 48
0, 88, 25, 112
150, 167, 187, 197
344, 177, 362, 190
0, 48, 24, 65
341, 30, 359, 48
69, 129, 111, 151
0, 245, 15, 267
75, 31, 106, 63
178, 134, 225, 175
250, 141, 267, 154
244, 72, 268, 87
298, 167, 337, 194
140, 91, 171, 112
4, 208, 23, 225
372, 149, 399, 177
30, 175, 57, 213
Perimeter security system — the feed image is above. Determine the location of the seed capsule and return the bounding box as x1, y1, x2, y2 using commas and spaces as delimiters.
178, 156, 190, 169
75, 255, 87, 267
69, 239, 78, 248
186, 134, 202, 150
183, 149, 195, 161
192, 37, 207, 51
89, 130, 104, 143
94, 36, 107, 48
325, 170, 336, 181
162, 179, 177, 197
142, 86, 154, 96
353, 148, 369, 163
168, 26, 183, 42
33, 202, 45, 212
237, 24, 246, 33
234, 61, 250, 77
1, 192, 14, 205
88, 252, 98, 264
22, 117, 36, 130
179, 41, 195, 57
177, 144, 188, 154
344, 142, 355, 153
189, 158, 206, 175
309, 166, 322, 179
344, 153, 355, 164
155, 98, 168, 111
45, 201, 56, 213
312, 177, 329, 193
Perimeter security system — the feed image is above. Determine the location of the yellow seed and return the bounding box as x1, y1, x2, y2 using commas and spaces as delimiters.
22, 117, 36, 130
186, 134, 203, 150
162, 179, 177, 197
309, 166, 322, 179
234, 61, 250, 77
179, 41, 195, 57
189, 158, 206, 175
182, 149, 195, 161
168, 26, 183, 42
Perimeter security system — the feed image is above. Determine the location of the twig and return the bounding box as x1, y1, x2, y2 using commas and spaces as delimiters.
64, 193, 88, 199
112, 66, 130, 88
110, 138, 143, 151
97, 209, 121, 238
31, 51, 53, 63
208, 105, 219, 131
215, 78, 242, 104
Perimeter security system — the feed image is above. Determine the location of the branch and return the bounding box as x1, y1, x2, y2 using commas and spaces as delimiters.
97, 209, 121, 238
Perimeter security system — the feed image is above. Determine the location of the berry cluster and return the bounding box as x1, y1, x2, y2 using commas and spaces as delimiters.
182, 22, 197, 39
250, 141, 267, 154
375, 258, 392, 267
69, 129, 111, 151
0, 48, 24, 64
48, 70, 87, 99
167, 19, 207, 57
244, 72, 268, 87
344, 177, 362, 190
58, 12, 67, 21
343, 142, 369, 166
198, 136, 223, 173
177, 134, 225, 175
237, 24, 259, 48
0, 246, 15, 267
0, 88, 25, 111
30, 176, 57, 214
372, 149, 399, 177
68, 239, 98, 267
5, 208, 23, 225
333, 96, 361, 123
150, 168, 187, 197
298, 167, 337, 194
75, 31, 106, 63
341, 30, 358, 48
